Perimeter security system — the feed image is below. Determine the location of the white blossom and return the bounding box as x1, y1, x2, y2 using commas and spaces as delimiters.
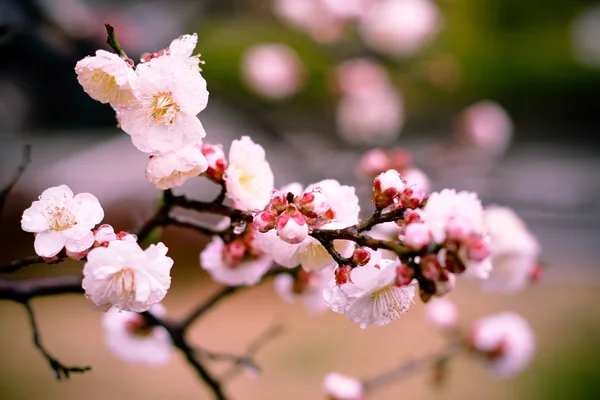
470, 312, 535, 378
200, 236, 272, 286
118, 54, 208, 154
224, 136, 274, 211
102, 303, 171, 365
322, 372, 365, 400
82, 240, 173, 312
21, 185, 104, 257
482, 207, 540, 292
75, 50, 138, 108
145, 144, 208, 189
323, 259, 415, 328
423, 189, 486, 244
241, 43, 305, 99
273, 266, 334, 314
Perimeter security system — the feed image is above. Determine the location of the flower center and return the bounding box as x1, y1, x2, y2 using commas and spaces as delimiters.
149, 92, 180, 125
113, 268, 136, 306
125, 315, 154, 337
371, 285, 411, 323
46, 205, 77, 231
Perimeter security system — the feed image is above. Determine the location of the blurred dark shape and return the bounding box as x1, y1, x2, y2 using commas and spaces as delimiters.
0, 0, 116, 132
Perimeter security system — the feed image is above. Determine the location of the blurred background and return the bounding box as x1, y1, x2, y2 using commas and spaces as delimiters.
0, 0, 599, 398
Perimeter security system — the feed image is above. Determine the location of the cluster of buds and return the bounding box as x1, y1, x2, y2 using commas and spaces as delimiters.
372, 169, 426, 210
67, 224, 137, 260
221, 229, 263, 269
252, 188, 332, 244
199, 143, 228, 183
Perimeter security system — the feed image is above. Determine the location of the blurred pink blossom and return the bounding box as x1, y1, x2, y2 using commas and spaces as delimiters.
457, 101, 513, 154
241, 43, 306, 100
359, 0, 442, 57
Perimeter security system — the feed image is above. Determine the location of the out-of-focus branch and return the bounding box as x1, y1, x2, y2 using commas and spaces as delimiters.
0, 255, 66, 275
0, 145, 31, 226
171, 194, 254, 224
22, 300, 91, 379
362, 343, 463, 393
0, 275, 83, 301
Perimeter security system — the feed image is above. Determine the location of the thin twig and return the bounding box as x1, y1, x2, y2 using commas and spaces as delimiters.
0, 275, 83, 301
362, 343, 462, 393
0, 145, 31, 226
171, 195, 254, 224
22, 300, 91, 380
105, 24, 127, 58
136, 190, 174, 243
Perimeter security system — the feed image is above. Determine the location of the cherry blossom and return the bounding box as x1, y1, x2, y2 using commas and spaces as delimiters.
322, 372, 365, 400
359, 0, 441, 57
273, 266, 334, 314
21, 185, 104, 258
200, 233, 272, 287
145, 144, 208, 190
469, 312, 535, 378
482, 207, 540, 292
458, 101, 513, 154
102, 303, 171, 365
75, 50, 138, 108
324, 259, 416, 328
118, 53, 208, 155
224, 136, 274, 211
241, 43, 306, 99
82, 240, 173, 312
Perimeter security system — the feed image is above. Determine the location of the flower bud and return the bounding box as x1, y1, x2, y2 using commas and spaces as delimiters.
442, 250, 466, 274
252, 210, 277, 233
445, 218, 471, 242
398, 208, 424, 227
222, 239, 246, 268
298, 189, 330, 218
357, 148, 390, 178
269, 190, 289, 214
116, 231, 137, 242
463, 235, 491, 262
400, 184, 426, 209
403, 222, 431, 250
420, 254, 442, 281
199, 143, 228, 182
372, 169, 405, 209
335, 265, 353, 286
396, 263, 414, 286
351, 247, 371, 266
276, 207, 309, 244
434, 270, 456, 296
94, 224, 117, 247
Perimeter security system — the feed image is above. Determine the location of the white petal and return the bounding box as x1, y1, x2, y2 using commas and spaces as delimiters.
21, 202, 49, 232
34, 231, 66, 257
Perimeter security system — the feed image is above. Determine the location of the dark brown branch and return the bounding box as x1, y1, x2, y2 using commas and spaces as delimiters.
0, 145, 31, 226
168, 215, 225, 238
171, 195, 254, 224
136, 189, 175, 243
0, 275, 83, 301
23, 300, 91, 379
0, 255, 66, 275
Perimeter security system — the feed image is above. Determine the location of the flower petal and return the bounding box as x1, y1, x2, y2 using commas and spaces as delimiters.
34, 231, 66, 257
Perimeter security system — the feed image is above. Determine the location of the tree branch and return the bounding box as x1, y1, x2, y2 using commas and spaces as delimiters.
0, 145, 31, 226
171, 195, 254, 224
22, 300, 91, 380
0, 255, 66, 275
0, 275, 83, 301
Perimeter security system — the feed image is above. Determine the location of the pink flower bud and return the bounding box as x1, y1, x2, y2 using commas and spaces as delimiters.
351, 248, 371, 266
398, 208, 424, 227
335, 265, 353, 286
372, 169, 405, 209
269, 190, 289, 214
276, 208, 309, 244
463, 235, 491, 262
400, 184, 426, 209
298, 189, 330, 218
116, 231, 137, 242
252, 210, 277, 233
442, 251, 466, 274
357, 148, 391, 178
420, 254, 442, 281
199, 143, 228, 182
222, 239, 246, 268
94, 224, 117, 246
403, 222, 431, 250
434, 270, 456, 296
396, 263, 414, 286
529, 264, 543, 284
